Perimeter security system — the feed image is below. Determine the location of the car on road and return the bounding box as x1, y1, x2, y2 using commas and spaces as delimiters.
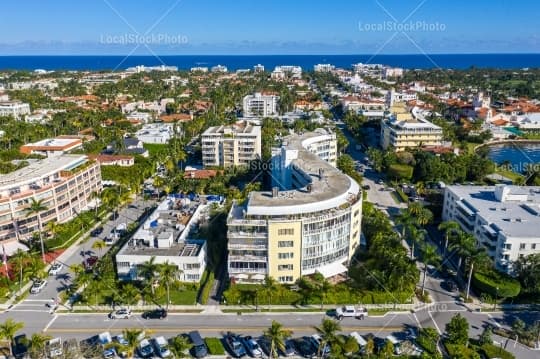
441, 280, 458, 292
142, 308, 167, 319
103, 236, 115, 245
83, 255, 99, 271
137, 338, 155, 358
30, 279, 47, 294
108, 308, 132, 319
378, 179, 385, 185
362, 185, 370, 190
90, 227, 104, 237
48, 262, 63, 276
335, 305, 368, 320
293, 337, 317, 358
224, 333, 246, 358
240, 336, 262, 357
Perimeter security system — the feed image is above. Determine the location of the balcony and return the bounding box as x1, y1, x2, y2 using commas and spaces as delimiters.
228, 231, 267, 239
228, 255, 267, 263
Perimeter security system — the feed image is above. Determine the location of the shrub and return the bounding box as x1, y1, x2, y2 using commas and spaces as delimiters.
472, 269, 521, 298
474, 342, 515, 359
199, 271, 214, 304
387, 164, 413, 180
416, 328, 439, 354
204, 337, 225, 355
444, 343, 480, 359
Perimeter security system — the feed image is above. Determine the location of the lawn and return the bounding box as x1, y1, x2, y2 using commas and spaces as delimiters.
494, 169, 525, 183
204, 338, 225, 355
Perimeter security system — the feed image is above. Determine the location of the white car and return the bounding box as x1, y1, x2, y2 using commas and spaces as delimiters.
48, 263, 63, 276
108, 308, 132, 319
30, 279, 47, 294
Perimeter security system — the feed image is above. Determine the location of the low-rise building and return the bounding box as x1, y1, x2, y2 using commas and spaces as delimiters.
442, 185, 540, 274
135, 123, 177, 144
201, 121, 261, 168
0, 155, 102, 252
20, 136, 83, 157
243, 93, 279, 117
227, 130, 362, 284
380, 104, 443, 151
314, 64, 335, 72
271, 66, 302, 80
0, 101, 31, 120
115, 195, 211, 282
88, 154, 135, 167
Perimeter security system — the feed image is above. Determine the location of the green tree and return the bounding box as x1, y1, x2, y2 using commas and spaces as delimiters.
0, 319, 24, 356
465, 248, 491, 301
121, 329, 143, 359
381, 340, 394, 358
138, 256, 158, 296
342, 335, 359, 356
25, 198, 48, 263
261, 276, 278, 310
9, 249, 29, 291
28, 333, 52, 359
92, 239, 107, 256
365, 337, 375, 358
420, 243, 441, 296
445, 313, 469, 346
314, 318, 341, 358
169, 335, 191, 358
438, 221, 461, 257
263, 320, 293, 359
158, 261, 182, 310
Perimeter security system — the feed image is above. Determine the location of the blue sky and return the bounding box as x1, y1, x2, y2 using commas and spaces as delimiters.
0, 0, 539, 54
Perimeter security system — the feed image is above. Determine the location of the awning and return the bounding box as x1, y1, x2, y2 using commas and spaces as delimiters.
234, 274, 249, 280
251, 274, 265, 281
3, 241, 29, 256
316, 262, 348, 278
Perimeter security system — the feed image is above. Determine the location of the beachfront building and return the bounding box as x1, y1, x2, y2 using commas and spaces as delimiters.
0, 155, 102, 253
20, 136, 83, 157
314, 64, 335, 72
201, 121, 261, 168
380, 103, 443, 151
442, 185, 540, 274
0, 101, 31, 120
115, 195, 214, 283
227, 130, 362, 284
242, 93, 279, 117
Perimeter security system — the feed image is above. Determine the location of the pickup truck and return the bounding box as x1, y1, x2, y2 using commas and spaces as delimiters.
335, 305, 368, 320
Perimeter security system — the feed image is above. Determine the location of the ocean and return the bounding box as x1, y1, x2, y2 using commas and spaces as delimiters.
0, 54, 539, 71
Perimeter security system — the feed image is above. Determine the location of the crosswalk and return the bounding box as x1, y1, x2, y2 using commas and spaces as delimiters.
8, 298, 55, 313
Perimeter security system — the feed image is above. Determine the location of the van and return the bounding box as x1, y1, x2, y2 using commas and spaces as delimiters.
188, 331, 208, 358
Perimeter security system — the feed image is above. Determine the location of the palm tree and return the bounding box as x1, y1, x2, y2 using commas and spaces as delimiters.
28, 333, 52, 358
169, 335, 191, 358
365, 337, 375, 358
449, 232, 476, 275
92, 239, 107, 256
0, 319, 24, 356
121, 329, 143, 359
406, 225, 427, 259
314, 318, 341, 358
27, 256, 46, 280
262, 276, 278, 310
90, 190, 101, 219
9, 249, 29, 291
420, 244, 441, 296
415, 207, 433, 227
465, 248, 491, 301
408, 202, 424, 216
25, 198, 48, 263
394, 210, 415, 239
263, 320, 293, 359
438, 221, 461, 257
138, 256, 158, 296
45, 220, 59, 240
158, 261, 182, 310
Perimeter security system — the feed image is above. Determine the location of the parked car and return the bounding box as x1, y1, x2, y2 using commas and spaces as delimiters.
224, 333, 246, 358
240, 336, 262, 357
137, 339, 155, 358
90, 227, 103, 237
188, 331, 208, 358
293, 337, 317, 358
257, 337, 271, 356
308, 334, 330, 357
104, 236, 115, 246
280, 339, 296, 357
30, 279, 47, 294
108, 308, 132, 319
49, 262, 63, 276
46, 338, 63, 358
13, 334, 28, 358
98, 332, 116, 359
142, 308, 167, 319
153, 336, 171, 358
83, 256, 98, 271
386, 335, 402, 355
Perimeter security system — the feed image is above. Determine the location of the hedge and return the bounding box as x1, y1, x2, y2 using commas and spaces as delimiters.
199, 271, 215, 304
472, 269, 521, 298
477, 343, 515, 359
444, 343, 480, 359
416, 328, 438, 354
387, 164, 413, 180
204, 337, 225, 355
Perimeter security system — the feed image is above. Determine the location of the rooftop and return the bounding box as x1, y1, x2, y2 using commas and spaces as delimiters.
202, 121, 261, 137
245, 130, 359, 216
448, 185, 540, 238
21, 137, 81, 149
0, 155, 88, 190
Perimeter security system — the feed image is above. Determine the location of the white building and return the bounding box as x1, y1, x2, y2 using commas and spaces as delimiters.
314, 64, 335, 72
227, 130, 362, 283
382, 67, 404, 79
242, 93, 279, 117
386, 90, 417, 107
211, 65, 228, 73
201, 122, 262, 168
442, 185, 540, 274
126, 111, 153, 123
115, 195, 211, 282
125, 65, 178, 73
0, 101, 31, 120
20, 137, 83, 157
135, 123, 178, 144
253, 64, 265, 73
271, 66, 302, 80
190, 67, 209, 73
473, 92, 491, 110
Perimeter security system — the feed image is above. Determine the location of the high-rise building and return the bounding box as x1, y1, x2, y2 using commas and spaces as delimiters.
242, 93, 279, 117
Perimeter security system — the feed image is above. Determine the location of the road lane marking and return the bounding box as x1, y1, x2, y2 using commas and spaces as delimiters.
427, 310, 442, 335
45, 326, 406, 334
44, 314, 58, 332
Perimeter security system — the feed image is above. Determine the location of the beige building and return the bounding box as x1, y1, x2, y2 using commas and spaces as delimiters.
201, 121, 261, 168
227, 130, 362, 284
0, 155, 102, 254
381, 104, 443, 151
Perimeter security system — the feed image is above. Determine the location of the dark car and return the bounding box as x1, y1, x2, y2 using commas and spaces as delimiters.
188, 331, 208, 358
90, 227, 104, 237
293, 337, 317, 358
224, 333, 246, 358
13, 334, 28, 358
441, 280, 458, 292
142, 308, 167, 319
83, 256, 98, 271
362, 185, 371, 190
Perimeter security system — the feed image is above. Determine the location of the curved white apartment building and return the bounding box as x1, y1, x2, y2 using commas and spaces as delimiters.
227, 129, 362, 284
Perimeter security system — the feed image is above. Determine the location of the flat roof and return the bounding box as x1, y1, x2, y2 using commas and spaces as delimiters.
202, 122, 261, 136
447, 185, 540, 238
23, 137, 81, 148
246, 130, 360, 216
0, 155, 88, 190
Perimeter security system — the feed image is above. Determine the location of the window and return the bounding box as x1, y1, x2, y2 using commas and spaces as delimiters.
278, 228, 294, 236
519, 243, 526, 250
278, 276, 293, 283
532, 244, 537, 250
278, 241, 294, 248
278, 252, 294, 260
504, 243, 512, 250
278, 264, 293, 271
